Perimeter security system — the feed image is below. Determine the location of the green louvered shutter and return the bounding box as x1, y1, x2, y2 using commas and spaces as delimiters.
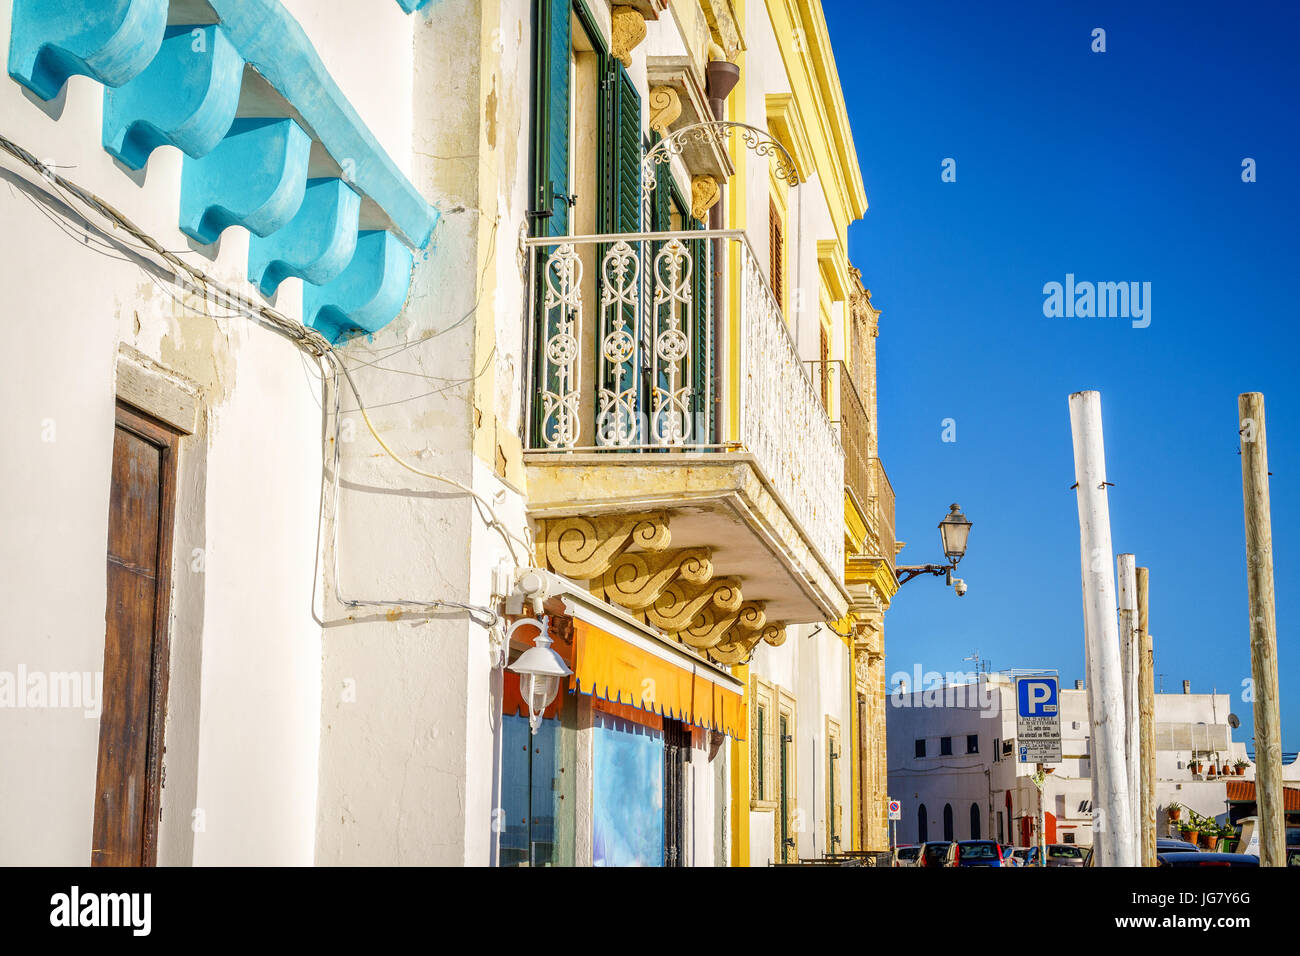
532, 0, 570, 237
602, 59, 641, 234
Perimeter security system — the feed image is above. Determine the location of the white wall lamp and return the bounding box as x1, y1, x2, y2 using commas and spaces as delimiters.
507, 616, 572, 735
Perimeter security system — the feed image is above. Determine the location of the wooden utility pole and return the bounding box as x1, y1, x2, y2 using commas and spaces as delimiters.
1117, 554, 1141, 860
1136, 566, 1156, 866
1069, 391, 1137, 866
1239, 392, 1285, 866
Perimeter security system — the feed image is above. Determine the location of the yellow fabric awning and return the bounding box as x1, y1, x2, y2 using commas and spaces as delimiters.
571, 619, 745, 740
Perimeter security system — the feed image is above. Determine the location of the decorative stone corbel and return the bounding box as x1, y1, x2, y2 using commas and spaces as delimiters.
690, 176, 720, 222
646, 577, 742, 633
707, 623, 784, 665
597, 546, 713, 611
683, 602, 765, 650
648, 85, 682, 135
610, 6, 647, 67
542, 512, 671, 580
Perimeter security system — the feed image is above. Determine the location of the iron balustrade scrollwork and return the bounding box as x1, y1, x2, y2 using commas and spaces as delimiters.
523, 229, 844, 574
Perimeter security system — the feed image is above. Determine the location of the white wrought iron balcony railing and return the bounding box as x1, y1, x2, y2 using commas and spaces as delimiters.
522, 229, 845, 573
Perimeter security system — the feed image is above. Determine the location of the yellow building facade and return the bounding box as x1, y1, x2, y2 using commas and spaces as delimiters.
506, 0, 896, 864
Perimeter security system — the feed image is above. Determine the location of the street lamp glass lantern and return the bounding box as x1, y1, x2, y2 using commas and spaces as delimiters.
938, 503, 972, 563
507, 621, 573, 735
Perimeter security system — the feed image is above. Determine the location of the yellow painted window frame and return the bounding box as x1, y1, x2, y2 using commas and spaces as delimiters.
826, 714, 843, 854
749, 675, 778, 811
775, 687, 798, 862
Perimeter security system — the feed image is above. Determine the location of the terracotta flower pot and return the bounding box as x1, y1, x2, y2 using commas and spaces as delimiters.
1236, 766, 1246, 776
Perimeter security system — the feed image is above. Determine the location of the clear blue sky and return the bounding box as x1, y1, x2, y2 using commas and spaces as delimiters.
824, 0, 1298, 752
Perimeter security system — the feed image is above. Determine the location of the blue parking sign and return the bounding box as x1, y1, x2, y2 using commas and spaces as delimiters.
1017, 677, 1058, 717
1015, 676, 1062, 763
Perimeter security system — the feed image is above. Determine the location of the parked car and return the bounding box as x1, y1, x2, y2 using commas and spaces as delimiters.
918, 841, 958, 867
892, 845, 921, 868
1158, 851, 1258, 867
1024, 843, 1086, 867
1083, 838, 1200, 867
1007, 847, 1032, 867
1287, 846, 1300, 867
956, 840, 1007, 867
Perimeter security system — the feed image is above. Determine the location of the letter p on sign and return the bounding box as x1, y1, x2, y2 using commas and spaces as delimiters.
1017, 677, 1058, 717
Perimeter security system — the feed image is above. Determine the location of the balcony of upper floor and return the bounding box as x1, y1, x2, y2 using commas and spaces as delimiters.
521, 227, 848, 634
804, 359, 898, 615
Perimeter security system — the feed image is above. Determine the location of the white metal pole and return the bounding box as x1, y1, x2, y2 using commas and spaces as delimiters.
1117, 554, 1141, 860
1069, 391, 1137, 866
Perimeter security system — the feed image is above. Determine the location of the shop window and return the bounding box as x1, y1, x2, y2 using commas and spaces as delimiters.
500, 698, 577, 867
593, 707, 664, 866
663, 718, 691, 867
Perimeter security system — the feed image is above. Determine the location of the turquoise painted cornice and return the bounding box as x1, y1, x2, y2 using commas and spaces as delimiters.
8, 0, 166, 100
7, 0, 440, 344
103, 25, 244, 170
248, 178, 361, 297
179, 117, 311, 245
303, 231, 414, 342
206, 0, 436, 250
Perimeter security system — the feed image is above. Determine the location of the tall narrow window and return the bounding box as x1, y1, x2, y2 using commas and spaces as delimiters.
940, 736, 952, 756
530, 0, 572, 237
92, 402, 180, 866
914, 738, 926, 758
970, 802, 981, 840
819, 322, 830, 411
943, 803, 954, 842
768, 197, 783, 310
917, 803, 928, 844
663, 718, 691, 866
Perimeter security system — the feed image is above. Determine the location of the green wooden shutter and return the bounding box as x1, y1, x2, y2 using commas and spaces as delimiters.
601, 59, 641, 234
532, 0, 570, 237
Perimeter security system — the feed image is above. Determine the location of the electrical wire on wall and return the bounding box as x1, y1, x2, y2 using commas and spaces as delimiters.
0, 132, 526, 629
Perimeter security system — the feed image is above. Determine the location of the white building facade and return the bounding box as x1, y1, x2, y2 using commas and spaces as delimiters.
886, 675, 1254, 848
0, 0, 887, 867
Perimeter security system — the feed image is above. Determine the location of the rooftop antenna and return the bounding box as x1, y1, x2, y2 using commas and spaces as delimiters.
1158, 673, 1167, 694
961, 649, 984, 676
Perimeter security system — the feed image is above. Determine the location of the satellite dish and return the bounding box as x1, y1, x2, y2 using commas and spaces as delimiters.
1228, 713, 1241, 729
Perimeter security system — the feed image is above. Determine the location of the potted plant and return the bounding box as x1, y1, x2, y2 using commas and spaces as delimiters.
1206, 761, 1218, 778
1190, 759, 1203, 774
1179, 822, 1197, 845
1234, 759, 1248, 775
1221, 761, 1232, 775
1167, 802, 1183, 823
1217, 824, 1238, 852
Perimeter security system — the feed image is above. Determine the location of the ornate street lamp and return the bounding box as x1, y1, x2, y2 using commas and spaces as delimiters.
897, 503, 974, 594
507, 617, 572, 734
939, 503, 972, 564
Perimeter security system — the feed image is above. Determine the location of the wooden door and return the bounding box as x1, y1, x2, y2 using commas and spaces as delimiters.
91, 402, 179, 866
